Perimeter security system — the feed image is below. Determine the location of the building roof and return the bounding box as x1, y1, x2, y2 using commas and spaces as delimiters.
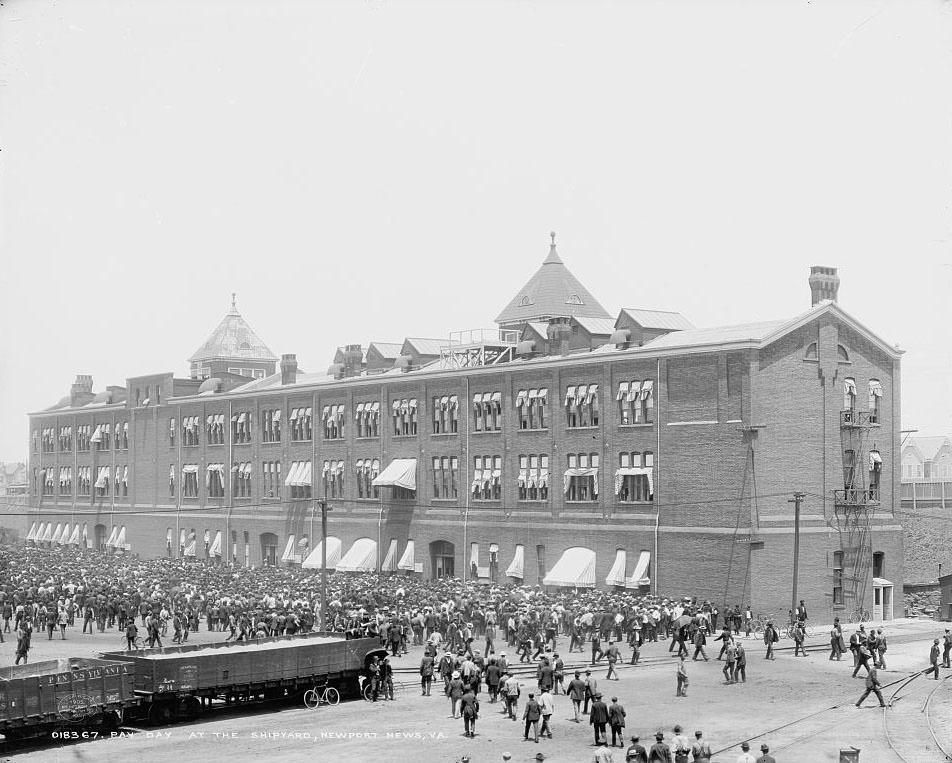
573, 316, 616, 336
402, 338, 446, 357
617, 308, 695, 331
188, 296, 278, 363
903, 436, 952, 463
368, 342, 403, 360
495, 233, 612, 326
642, 320, 787, 350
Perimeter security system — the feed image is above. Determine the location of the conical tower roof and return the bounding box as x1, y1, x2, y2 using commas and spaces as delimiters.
495, 233, 612, 326
188, 295, 278, 363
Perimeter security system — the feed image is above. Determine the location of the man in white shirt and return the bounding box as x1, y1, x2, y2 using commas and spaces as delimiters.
736, 741, 757, 763
538, 687, 555, 738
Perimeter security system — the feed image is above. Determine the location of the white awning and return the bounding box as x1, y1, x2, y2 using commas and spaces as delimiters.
872, 577, 893, 587
182, 464, 199, 474
68, 524, 81, 545
516, 390, 528, 408
381, 538, 398, 572
372, 458, 417, 490
614, 467, 654, 496
94, 466, 110, 488
51, 524, 63, 544
625, 551, 651, 588
355, 403, 365, 418
336, 537, 377, 573
627, 382, 641, 402
105, 526, 119, 547
617, 382, 629, 400
116, 526, 126, 549
58, 524, 70, 546
489, 543, 499, 555
564, 386, 576, 405
869, 451, 882, 470
543, 547, 596, 588
184, 539, 196, 557
36, 523, 47, 542
587, 383, 598, 403
90, 425, 102, 443
605, 549, 627, 587
470, 542, 479, 567
303, 536, 342, 569
640, 379, 654, 399
564, 467, 599, 495
844, 378, 857, 395
397, 540, 416, 571
26, 522, 37, 541
210, 531, 222, 557
505, 544, 525, 579
281, 535, 296, 562
284, 461, 301, 486
870, 380, 883, 397
538, 388, 548, 400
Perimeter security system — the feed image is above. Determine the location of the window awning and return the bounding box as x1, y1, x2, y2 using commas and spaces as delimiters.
625, 551, 651, 588
95, 466, 110, 488
381, 538, 398, 572
844, 378, 857, 395
356, 403, 365, 418
51, 524, 63, 544
870, 380, 883, 397
470, 542, 479, 567
564, 386, 576, 405
869, 451, 882, 470
182, 464, 199, 474
68, 524, 81, 545
640, 379, 654, 399
491, 391, 502, 403
281, 535, 296, 562
116, 526, 126, 550
26, 522, 37, 542
489, 543, 499, 555
543, 547, 597, 588
105, 526, 119, 547
58, 524, 70, 546
516, 390, 528, 407
184, 539, 196, 557
617, 382, 629, 400
627, 382, 641, 402
576, 384, 588, 403
505, 544, 525, 579
210, 530, 222, 557
872, 577, 893, 587
605, 549, 627, 587
587, 384, 598, 403
302, 536, 342, 569
564, 467, 599, 495
336, 537, 377, 573
90, 426, 102, 443
397, 540, 416, 571
372, 458, 417, 490
614, 467, 654, 496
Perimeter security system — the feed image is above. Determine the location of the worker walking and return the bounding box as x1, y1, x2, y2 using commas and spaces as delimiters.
928, 639, 941, 679
855, 664, 887, 708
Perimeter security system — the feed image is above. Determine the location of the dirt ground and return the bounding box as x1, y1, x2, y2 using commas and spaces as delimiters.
3, 617, 951, 763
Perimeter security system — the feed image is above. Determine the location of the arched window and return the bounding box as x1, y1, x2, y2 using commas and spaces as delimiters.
837, 344, 850, 362
843, 378, 857, 411
868, 380, 882, 423
805, 342, 818, 360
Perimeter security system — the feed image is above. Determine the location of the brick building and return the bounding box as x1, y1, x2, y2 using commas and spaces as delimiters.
25, 240, 904, 620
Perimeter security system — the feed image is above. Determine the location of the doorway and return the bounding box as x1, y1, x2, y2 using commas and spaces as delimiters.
260, 532, 277, 567
430, 540, 455, 579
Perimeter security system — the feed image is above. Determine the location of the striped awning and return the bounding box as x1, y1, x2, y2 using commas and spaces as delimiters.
605, 549, 627, 587
543, 547, 596, 588
336, 538, 377, 573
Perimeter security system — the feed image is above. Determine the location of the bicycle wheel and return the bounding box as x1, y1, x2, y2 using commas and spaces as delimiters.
324, 687, 340, 706
303, 689, 319, 709
362, 682, 373, 702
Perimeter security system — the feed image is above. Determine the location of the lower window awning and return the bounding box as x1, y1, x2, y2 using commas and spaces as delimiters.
381, 538, 398, 572
105, 526, 119, 547
115, 526, 127, 550
872, 577, 893, 587
303, 536, 342, 569
605, 549, 627, 587
543, 547, 596, 588
281, 535, 296, 562
51, 524, 63, 544
26, 522, 37, 542
41, 523, 53, 542
210, 531, 222, 557
336, 537, 377, 573
505, 544, 525, 579
184, 539, 197, 557
371, 458, 417, 491
57, 524, 70, 546
397, 540, 416, 571
68, 524, 81, 545
625, 551, 651, 588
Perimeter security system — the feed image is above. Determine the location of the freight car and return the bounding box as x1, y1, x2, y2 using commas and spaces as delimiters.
102, 631, 384, 724
0, 657, 136, 740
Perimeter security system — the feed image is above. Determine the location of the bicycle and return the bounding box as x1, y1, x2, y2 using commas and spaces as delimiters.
848, 608, 871, 624
359, 675, 399, 701
303, 683, 340, 709
121, 633, 144, 650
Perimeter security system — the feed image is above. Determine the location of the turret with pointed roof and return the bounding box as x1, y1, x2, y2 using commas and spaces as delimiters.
495, 232, 612, 329
188, 295, 278, 380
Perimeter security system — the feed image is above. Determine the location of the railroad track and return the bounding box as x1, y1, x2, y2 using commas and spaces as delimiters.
883, 672, 952, 762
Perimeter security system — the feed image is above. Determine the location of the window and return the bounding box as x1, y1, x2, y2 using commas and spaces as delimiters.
393, 485, 416, 500
472, 455, 502, 500
832, 550, 844, 605
565, 384, 599, 428
873, 551, 885, 579
41, 427, 55, 453
42, 468, 54, 496
565, 452, 599, 501
518, 454, 550, 501
869, 450, 882, 500
59, 466, 72, 496
843, 378, 857, 412
837, 344, 850, 362
32, 429, 38, 454
205, 464, 225, 498
182, 465, 199, 498
95, 466, 111, 497
262, 461, 282, 498
168, 465, 175, 498
78, 466, 91, 497
262, 409, 282, 443
322, 404, 344, 440
168, 418, 176, 448
232, 462, 253, 497
355, 402, 381, 438
232, 412, 252, 444
432, 456, 459, 499
94, 423, 111, 451
432, 395, 460, 434
290, 406, 313, 441
805, 342, 818, 360
616, 452, 653, 502
868, 380, 882, 424
842, 450, 857, 495
617, 380, 654, 424
182, 416, 200, 447
355, 459, 380, 499
75, 425, 90, 452
392, 399, 418, 436
516, 388, 549, 430
536, 544, 546, 582
114, 422, 128, 450
322, 460, 344, 499
473, 392, 502, 432
114, 465, 129, 498
58, 426, 73, 453
156, 386, 161, 405
205, 414, 226, 445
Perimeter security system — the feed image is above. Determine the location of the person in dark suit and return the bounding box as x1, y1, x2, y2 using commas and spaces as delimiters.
522, 692, 542, 742
796, 600, 808, 623
648, 731, 672, 762
756, 744, 776, 763
855, 665, 886, 707
419, 653, 434, 696
625, 735, 648, 763
608, 696, 627, 747
589, 692, 609, 746
460, 688, 478, 737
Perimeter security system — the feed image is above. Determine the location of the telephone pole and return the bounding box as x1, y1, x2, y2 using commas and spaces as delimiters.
789, 492, 805, 619
319, 498, 331, 631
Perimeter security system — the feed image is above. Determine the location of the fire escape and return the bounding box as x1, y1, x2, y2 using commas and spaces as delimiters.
832, 383, 881, 618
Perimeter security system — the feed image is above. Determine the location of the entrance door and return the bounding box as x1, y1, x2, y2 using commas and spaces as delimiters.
430, 540, 455, 579
873, 586, 883, 621
435, 555, 454, 579
882, 586, 893, 621
260, 532, 278, 567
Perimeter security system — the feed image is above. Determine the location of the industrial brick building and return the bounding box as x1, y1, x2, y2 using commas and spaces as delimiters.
25, 240, 904, 620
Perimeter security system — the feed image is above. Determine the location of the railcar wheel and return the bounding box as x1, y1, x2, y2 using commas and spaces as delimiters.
179, 697, 201, 720
148, 701, 179, 725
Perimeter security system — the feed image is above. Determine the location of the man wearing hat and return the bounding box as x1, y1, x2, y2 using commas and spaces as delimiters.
589, 691, 610, 746
523, 691, 542, 743
671, 725, 690, 763
691, 731, 712, 762
625, 734, 648, 763
608, 696, 627, 747
735, 741, 756, 763
943, 628, 952, 668
584, 669, 599, 715
755, 743, 775, 763
568, 670, 588, 722
593, 739, 614, 763
929, 638, 941, 679
648, 731, 671, 762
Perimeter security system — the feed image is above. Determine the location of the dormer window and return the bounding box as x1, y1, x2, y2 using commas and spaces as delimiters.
566, 294, 583, 305
520, 296, 533, 306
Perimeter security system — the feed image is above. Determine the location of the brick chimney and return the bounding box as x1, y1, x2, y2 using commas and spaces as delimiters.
70, 375, 95, 407
546, 317, 572, 356
343, 344, 363, 378
809, 266, 840, 306
280, 354, 298, 386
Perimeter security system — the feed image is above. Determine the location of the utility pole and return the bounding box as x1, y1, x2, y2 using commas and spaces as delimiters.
320, 497, 331, 631
789, 492, 805, 619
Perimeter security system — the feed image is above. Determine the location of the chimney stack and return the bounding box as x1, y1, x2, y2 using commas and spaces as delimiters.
546, 317, 572, 356
70, 375, 95, 407
280, 354, 298, 386
343, 344, 363, 378
809, 266, 840, 306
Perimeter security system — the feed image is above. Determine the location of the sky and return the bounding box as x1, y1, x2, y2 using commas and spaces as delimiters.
1, 0, 951, 463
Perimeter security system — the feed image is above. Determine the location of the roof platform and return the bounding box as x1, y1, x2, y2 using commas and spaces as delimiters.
439, 328, 520, 368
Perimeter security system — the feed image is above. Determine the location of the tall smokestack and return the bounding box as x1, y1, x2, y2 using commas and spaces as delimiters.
809, 266, 840, 306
